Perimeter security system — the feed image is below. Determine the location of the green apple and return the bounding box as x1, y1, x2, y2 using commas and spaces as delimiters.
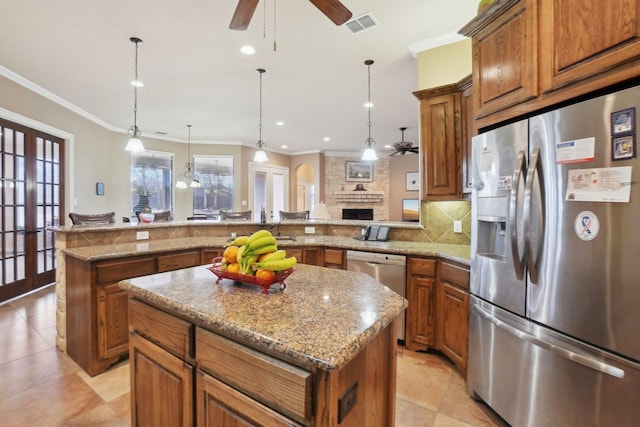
477, 0, 496, 13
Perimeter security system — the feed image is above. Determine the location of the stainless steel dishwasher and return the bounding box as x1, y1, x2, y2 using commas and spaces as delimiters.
346, 250, 406, 341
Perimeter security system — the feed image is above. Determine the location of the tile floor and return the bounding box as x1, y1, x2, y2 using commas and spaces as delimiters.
0, 284, 508, 427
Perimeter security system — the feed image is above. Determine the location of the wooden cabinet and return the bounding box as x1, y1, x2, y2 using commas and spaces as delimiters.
414, 85, 461, 200
201, 248, 223, 264
129, 332, 194, 427
128, 297, 398, 427
286, 246, 323, 266
414, 75, 474, 199
405, 257, 437, 351
323, 247, 345, 269
66, 249, 203, 376
436, 261, 470, 374
539, 0, 640, 93
405, 257, 470, 373
460, 0, 640, 129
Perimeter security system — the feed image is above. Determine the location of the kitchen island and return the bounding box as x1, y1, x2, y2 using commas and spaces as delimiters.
120, 263, 407, 426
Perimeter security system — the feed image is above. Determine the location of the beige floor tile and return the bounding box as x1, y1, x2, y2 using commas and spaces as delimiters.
396, 396, 437, 427
60, 402, 129, 427
0, 347, 80, 401
433, 412, 476, 427
0, 327, 52, 364
26, 307, 57, 330
78, 361, 130, 402
396, 350, 453, 411
108, 392, 132, 425
0, 372, 104, 426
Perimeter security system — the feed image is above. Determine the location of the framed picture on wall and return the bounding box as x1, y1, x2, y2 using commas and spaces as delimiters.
346, 161, 373, 182
406, 172, 419, 191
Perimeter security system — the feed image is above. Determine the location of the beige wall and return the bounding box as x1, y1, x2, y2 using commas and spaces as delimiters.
388, 154, 420, 221
417, 39, 472, 90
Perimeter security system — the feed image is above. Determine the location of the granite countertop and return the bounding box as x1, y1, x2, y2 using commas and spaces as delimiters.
60, 236, 470, 265
119, 263, 408, 371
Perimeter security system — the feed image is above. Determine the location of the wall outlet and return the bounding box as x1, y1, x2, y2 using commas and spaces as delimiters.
453, 220, 462, 233
136, 231, 149, 240
305, 226, 315, 234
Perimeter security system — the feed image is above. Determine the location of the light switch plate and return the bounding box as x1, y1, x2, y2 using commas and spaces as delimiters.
136, 231, 149, 240
453, 220, 462, 233
305, 226, 315, 234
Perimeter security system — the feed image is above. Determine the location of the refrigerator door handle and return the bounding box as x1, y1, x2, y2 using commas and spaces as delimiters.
523, 147, 545, 284
510, 150, 527, 280
473, 301, 625, 379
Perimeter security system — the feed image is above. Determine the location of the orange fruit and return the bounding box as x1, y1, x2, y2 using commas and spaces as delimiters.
226, 263, 241, 274
224, 246, 239, 264
255, 269, 275, 282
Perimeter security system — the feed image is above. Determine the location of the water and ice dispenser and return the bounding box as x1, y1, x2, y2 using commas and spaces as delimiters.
475, 196, 508, 261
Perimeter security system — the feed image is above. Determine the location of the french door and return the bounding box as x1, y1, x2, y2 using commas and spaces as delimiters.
0, 119, 63, 302
248, 163, 289, 222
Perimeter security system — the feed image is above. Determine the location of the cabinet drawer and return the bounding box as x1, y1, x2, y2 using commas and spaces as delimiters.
129, 298, 194, 360
196, 327, 312, 422
324, 248, 344, 266
157, 250, 201, 272
408, 257, 436, 277
95, 257, 155, 284
440, 262, 470, 290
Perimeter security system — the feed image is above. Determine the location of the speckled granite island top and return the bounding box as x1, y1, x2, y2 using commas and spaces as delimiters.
119, 263, 408, 372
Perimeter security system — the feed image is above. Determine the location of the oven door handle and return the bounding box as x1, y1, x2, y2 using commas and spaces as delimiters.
474, 302, 625, 379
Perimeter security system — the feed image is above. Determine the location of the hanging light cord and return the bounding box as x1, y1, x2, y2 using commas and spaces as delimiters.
366, 60, 375, 147
257, 68, 265, 148
187, 124, 192, 169
129, 37, 142, 138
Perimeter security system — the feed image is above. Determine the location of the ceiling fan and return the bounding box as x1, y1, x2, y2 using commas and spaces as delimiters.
229, 0, 353, 30
389, 127, 419, 156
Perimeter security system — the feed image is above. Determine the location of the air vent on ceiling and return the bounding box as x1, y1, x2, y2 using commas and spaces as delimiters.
344, 13, 378, 34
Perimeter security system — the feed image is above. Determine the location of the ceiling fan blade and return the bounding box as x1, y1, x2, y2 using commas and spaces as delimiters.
308, 0, 353, 25
229, 0, 259, 31
388, 150, 400, 157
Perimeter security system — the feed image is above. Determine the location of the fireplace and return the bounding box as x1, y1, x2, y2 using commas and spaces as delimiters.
342, 208, 373, 220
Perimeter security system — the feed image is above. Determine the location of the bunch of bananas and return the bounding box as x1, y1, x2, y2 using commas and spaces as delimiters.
221, 230, 297, 277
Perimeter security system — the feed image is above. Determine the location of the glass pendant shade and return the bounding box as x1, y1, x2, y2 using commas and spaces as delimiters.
176, 180, 188, 189
176, 124, 201, 188
361, 146, 378, 161
126, 37, 145, 152
125, 136, 144, 152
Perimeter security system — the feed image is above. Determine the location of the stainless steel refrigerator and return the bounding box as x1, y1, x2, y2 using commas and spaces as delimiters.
469, 84, 640, 426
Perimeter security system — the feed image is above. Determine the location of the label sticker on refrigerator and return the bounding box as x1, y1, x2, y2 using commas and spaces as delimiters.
497, 175, 512, 191
479, 147, 492, 172
565, 166, 632, 202
555, 137, 595, 164
574, 211, 599, 241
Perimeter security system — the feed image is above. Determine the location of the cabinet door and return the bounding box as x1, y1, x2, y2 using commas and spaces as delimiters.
97, 283, 130, 360
406, 276, 437, 351
157, 250, 202, 272
540, 0, 640, 92
323, 248, 345, 269
197, 371, 302, 427
437, 281, 469, 374
472, 0, 538, 118
202, 248, 223, 264
460, 76, 474, 195
420, 91, 461, 199
130, 333, 193, 427
303, 247, 323, 266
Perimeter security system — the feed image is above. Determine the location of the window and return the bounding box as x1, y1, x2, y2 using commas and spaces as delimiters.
192, 156, 233, 216
130, 151, 173, 215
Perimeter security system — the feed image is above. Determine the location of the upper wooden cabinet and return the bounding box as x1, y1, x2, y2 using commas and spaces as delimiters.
460, 0, 640, 128
414, 75, 474, 199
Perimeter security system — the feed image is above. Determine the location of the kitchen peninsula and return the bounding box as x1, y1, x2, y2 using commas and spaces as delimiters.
52, 220, 470, 377
120, 263, 407, 426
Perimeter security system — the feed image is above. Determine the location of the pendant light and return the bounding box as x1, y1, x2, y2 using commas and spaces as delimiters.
361, 59, 378, 161
125, 37, 145, 152
176, 125, 201, 189
253, 68, 269, 162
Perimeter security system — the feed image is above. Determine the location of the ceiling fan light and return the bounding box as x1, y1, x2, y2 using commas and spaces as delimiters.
125, 136, 145, 152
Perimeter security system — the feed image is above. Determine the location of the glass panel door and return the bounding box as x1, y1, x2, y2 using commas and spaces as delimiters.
0, 119, 62, 302
248, 163, 289, 222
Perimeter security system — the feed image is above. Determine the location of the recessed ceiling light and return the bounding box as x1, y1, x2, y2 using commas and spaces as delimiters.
131, 80, 144, 87
240, 45, 255, 55
323, 137, 331, 141
275, 121, 284, 126
384, 144, 392, 149
364, 102, 373, 108
281, 145, 288, 149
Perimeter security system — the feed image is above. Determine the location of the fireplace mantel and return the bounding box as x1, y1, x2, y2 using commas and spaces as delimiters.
334, 191, 384, 203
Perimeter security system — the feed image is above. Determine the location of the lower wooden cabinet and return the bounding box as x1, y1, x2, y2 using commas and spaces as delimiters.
323, 247, 345, 269
197, 371, 301, 427
66, 249, 204, 376
285, 246, 323, 266
129, 332, 194, 427
405, 257, 470, 373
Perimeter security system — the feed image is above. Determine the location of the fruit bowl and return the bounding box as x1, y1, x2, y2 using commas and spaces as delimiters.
208, 257, 293, 294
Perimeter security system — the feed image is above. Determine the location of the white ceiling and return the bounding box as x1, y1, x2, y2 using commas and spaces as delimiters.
0, 0, 478, 155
